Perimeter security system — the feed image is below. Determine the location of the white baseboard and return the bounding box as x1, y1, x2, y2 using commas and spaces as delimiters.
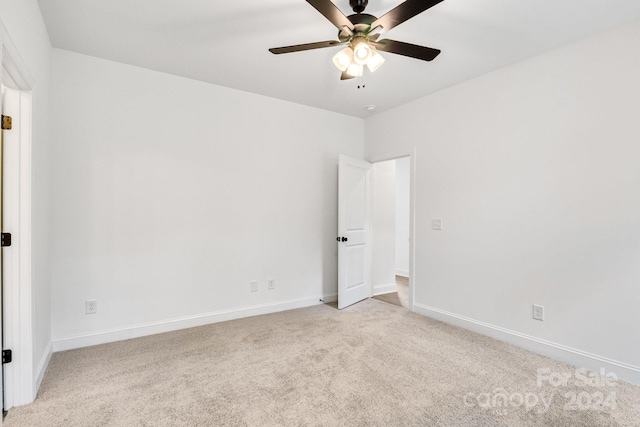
395, 269, 409, 277
414, 303, 640, 386
35, 340, 53, 392
373, 283, 397, 296
53, 295, 333, 352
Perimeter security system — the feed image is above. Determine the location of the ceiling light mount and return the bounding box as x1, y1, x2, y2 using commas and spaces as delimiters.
350, 0, 369, 14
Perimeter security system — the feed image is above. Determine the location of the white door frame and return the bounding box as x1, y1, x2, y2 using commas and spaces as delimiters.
367, 148, 416, 311
1, 20, 36, 408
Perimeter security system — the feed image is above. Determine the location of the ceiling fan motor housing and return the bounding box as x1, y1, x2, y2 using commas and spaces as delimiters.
338, 13, 377, 42
350, 0, 368, 13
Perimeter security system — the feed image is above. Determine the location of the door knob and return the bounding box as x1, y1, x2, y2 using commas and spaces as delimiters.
341, 237, 348, 242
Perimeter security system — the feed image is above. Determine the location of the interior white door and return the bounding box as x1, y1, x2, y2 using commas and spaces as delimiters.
338, 154, 371, 309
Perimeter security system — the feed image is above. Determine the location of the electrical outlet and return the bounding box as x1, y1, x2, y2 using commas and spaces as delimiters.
250, 280, 258, 292
532, 304, 544, 321
86, 300, 97, 314
268, 279, 275, 290
432, 218, 443, 230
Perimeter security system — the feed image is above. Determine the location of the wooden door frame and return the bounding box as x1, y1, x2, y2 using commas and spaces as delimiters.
1, 21, 36, 408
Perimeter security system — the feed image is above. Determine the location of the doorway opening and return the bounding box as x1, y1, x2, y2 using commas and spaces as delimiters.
371, 156, 411, 310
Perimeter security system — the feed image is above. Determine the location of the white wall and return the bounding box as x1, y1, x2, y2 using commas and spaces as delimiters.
365, 20, 640, 384
0, 0, 52, 397
50, 49, 363, 349
371, 160, 396, 295
395, 157, 410, 277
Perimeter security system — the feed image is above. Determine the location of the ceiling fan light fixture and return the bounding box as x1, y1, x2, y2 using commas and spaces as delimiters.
366, 48, 385, 72
332, 47, 354, 71
269, 0, 445, 80
346, 62, 363, 77
352, 38, 372, 65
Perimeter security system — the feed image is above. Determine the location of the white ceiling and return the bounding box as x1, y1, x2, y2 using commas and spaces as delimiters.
38, 0, 640, 118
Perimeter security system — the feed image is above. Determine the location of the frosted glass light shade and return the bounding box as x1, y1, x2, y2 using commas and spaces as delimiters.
366, 49, 385, 72
332, 47, 353, 71
352, 39, 372, 65
346, 62, 363, 77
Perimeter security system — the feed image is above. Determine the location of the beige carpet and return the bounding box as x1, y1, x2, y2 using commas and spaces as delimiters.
373, 276, 410, 309
5, 299, 640, 426
372, 291, 402, 307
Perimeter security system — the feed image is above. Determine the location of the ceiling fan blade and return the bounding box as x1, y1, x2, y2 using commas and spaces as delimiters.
269, 40, 341, 54
371, 39, 441, 61
306, 0, 354, 31
340, 71, 355, 80
371, 0, 444, 33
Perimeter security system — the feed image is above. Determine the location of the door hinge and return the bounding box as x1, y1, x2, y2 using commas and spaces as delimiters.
1, 115, 12, 130
2, 350, 12, 364
1, 233, 11, 247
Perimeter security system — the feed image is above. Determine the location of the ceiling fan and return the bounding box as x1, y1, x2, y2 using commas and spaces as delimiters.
269, 0, 444, 80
